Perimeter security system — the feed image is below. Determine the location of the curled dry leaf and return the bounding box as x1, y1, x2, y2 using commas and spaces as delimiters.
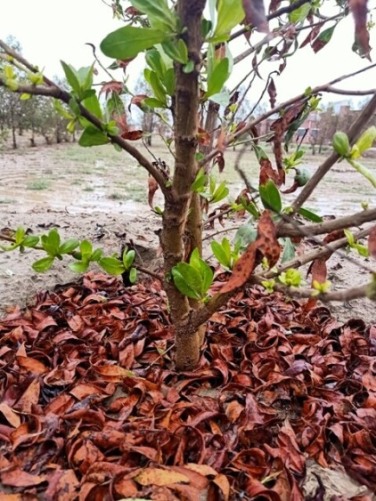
367, 225, 376, 258
242, 0, 269, 33
0, 272, 375, 499
349, 0, 372, 60
221, 210, 280, 293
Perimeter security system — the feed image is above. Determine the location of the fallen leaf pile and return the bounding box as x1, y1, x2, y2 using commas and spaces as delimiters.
0, 272, 375, 500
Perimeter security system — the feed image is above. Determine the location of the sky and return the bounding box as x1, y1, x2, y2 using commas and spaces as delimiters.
1, 0, 376, 106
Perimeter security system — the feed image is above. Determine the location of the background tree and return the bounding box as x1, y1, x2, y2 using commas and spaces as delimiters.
1, 0, 376, 371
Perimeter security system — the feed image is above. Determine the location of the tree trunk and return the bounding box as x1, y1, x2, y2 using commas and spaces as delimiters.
161, 0, 206, 370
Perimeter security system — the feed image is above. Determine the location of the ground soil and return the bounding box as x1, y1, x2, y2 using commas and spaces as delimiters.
1, 140, 375, 325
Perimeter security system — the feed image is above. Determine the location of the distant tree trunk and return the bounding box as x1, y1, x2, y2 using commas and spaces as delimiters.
10, 104, 17, 149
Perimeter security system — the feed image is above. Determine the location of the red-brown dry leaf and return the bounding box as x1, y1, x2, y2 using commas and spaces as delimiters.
130, 93, 148, 110
135, 468, 190, 486
121, 130, 143, 141
242, 0, 269, 33
221, 211, 280, 293
270, 100, 306, 178
349, 0, 372, 59
367, 225, 376, 258
148, 176, 159, 208
212, 474, 230, 501
1, 271, 376, 498
99, 81, 123, 98
268, 77, 277, 109
1, 468, 46, 488
44, 469, 79, 501
259, 158, 281, 186
14, 379, 40, 413
215, 128, 227, 153
214, 152, 225, 172
300, 23, 323, 48
197, 127, 211, 146
0, 403, 21, 428
269, 0, 282, 12
16, 355, 48, 375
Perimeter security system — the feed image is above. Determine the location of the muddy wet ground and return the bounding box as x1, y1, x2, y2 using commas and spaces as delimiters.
0, 140, 375, 324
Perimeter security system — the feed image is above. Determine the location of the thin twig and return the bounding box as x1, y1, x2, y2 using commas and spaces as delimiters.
292, 92, 376, 210
278, 208, 376, 238
199, 63, 376, 168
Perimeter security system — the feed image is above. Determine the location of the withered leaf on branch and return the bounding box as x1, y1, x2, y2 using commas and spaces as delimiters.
349, 0, 372, 60
242, 0, 269, 33
221, 210, 280, 293
368, 225, 376, 258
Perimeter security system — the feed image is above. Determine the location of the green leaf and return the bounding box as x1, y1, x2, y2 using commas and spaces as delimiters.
144, 69, 167, 105
298, 207, 323, 223
80, 240, 93, 261
15, 227, 25, 244
41, 229, 60, 256
32, 256, 55, 273
59, 239, 80, 254
101, 27, 167, 60
211, 181, 229, 203
129, 267, 138, 283
312, 25, 336, 52
189, 249, 213, 293
289, 2, 311, 23
212, 0, 245, 41
143, 97, 167, 109
99, 257, 125, 275
279, 268, 302, 287
171, 265, 202, 300
348, 158, 376, 188
191, 168, 207, 193
211, 240, 231, 268
206, 57, 230, 98
161, 39, 188, 64
130, 0, 176, 32
259, 180, 282, 213
353, 126, 376, 157
280, 238, 295, 263
69, 261, 90, 273
61, 61, 81, 95
79, 126, 110, 147
208, 90, 230, 106
183, 60, 195, 73
145, 48, 166, 78
82, 94, 103, 120
163, 67, 175, 96
123, 249, 136, 270
344, 229, 355, 246
235, 224, 258, 251
23, 236, 39, 248
91, 249, 104, 262
332, 131, 351, 157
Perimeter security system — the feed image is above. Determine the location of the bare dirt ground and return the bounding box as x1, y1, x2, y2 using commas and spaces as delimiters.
0, 139, 375, 326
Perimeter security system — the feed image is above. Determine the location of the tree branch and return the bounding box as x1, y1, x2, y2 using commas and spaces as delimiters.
199, 64, 376, 169
265, 226, 374, 278
278, 208, 376, 238
0, 78, 172, 198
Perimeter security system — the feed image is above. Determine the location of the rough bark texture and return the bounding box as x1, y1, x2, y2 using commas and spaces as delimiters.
161, 0, 206, 370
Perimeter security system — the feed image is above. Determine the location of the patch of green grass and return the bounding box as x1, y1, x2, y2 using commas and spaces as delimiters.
83, 186, 95, 192
71, 179, 83, 186
26, 180, 50, 190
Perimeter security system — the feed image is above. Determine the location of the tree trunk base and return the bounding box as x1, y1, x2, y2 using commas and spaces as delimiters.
175, 327, 203, 371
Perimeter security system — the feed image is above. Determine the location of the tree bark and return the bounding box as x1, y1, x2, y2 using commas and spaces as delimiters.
161, 0, 206, 370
